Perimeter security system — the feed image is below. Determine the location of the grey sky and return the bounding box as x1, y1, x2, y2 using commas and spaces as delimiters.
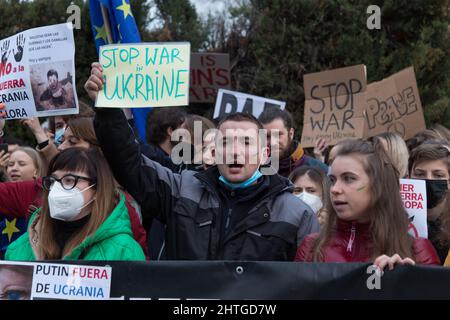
189, 0, 230, 17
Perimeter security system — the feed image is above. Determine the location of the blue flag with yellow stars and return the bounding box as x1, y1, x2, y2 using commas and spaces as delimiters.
0, 217, 26, 258
89, 0, 151, 143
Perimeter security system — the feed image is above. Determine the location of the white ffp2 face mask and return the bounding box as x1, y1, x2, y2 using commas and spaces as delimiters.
48, 181, 96, 221
296, 192, 323, 214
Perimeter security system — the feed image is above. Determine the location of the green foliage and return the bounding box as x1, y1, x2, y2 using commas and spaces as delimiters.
0, 0, 449, 145
0, 0, 150, 145
227, 0, 450, 134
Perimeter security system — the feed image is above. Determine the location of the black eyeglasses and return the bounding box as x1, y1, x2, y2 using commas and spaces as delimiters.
42, 174, 96, 191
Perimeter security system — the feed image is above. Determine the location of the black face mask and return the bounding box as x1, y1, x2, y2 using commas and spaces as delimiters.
425, 179, 448, 209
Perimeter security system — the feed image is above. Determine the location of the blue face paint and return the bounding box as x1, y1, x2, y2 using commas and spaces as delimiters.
54, 127, 65, 147
219, 170, 263, 190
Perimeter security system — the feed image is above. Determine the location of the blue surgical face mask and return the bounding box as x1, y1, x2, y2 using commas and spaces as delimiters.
219, 170, 263, 190
54, 127, 65, 147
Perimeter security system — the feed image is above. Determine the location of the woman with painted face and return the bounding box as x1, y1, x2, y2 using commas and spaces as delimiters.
295, 139, 440, 271
289, 166, 329, 226
5, 147, 145, 260
408, 141, 450, 264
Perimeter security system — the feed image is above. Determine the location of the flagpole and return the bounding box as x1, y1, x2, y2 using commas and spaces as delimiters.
100, 4, 113, 44
99, 3, 133, 119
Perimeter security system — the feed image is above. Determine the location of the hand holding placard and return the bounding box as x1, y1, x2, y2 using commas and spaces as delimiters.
85, 62, 105, 102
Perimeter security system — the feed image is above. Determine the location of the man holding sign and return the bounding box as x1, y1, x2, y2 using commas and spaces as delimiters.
85, 59, 319, 261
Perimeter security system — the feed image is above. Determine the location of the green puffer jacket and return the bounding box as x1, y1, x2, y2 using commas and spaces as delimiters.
5, 193, 145, 261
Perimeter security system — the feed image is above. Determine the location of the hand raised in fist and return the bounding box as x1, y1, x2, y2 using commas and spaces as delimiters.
84, 62, 104, 102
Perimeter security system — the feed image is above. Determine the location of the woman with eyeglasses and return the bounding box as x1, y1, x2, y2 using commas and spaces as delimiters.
0, 107, 149, 259
5, 147, 145, 260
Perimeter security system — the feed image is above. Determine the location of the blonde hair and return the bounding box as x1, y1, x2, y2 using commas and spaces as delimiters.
372, 132, 409, 178
430, 124, 450, 143
10, 146, 45, 178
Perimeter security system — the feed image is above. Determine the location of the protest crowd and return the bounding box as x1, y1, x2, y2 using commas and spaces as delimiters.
0, 1, 449, 302
1, 63, 449, 265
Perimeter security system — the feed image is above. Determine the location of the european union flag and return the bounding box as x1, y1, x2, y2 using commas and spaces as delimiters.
0, 217, 27, 258
89, 0, 151, 142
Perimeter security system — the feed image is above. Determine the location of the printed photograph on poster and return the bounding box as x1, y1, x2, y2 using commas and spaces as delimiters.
0, 23, 78, 120
0, 261, 34, 300
30, 60, 76, 112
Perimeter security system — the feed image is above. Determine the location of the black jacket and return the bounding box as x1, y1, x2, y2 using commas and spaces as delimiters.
94, 108, 320, 261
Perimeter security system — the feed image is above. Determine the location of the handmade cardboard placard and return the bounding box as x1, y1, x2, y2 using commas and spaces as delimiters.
363, 67, 426, 139
301, 65, 367, 148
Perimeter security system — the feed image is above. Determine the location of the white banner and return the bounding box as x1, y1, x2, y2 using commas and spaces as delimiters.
0, 23, 78, 119
400, 178, 428, 238
31, 263, 111, 300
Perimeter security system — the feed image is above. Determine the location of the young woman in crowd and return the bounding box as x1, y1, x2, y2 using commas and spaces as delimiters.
295, 139, 440, 271
0, 147, 45, 257
406, 129, 441, 153
21, 100, 95, 166
173, 114, 216, 172
430, 124, 450, 143
58, 117, 99, 151
6, 147, 45, 182
289, 166, 329, 226
0, 103, 148, 258
5, 148, 146, 260
371, 132, 409, 178
409, 141, 450, 264
185, 114, 216, 171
